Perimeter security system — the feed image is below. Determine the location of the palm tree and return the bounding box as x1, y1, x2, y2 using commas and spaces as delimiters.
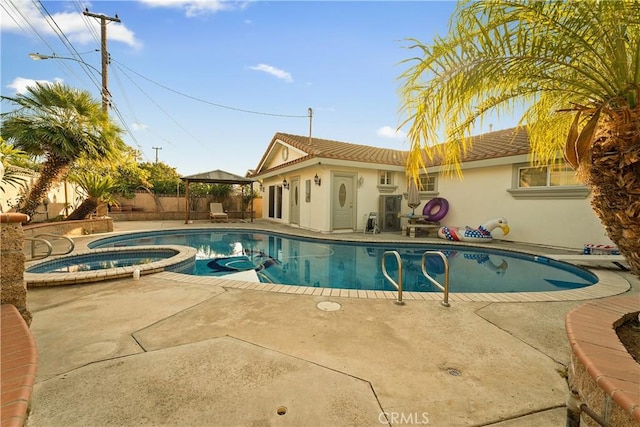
0, 82, 124, 220
0, 138, 30, 196
398, 0, 640, 275
66, 171, 119, 221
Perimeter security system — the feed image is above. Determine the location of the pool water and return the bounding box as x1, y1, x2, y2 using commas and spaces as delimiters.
28, 255, 166, 273
90, 229, 598, 293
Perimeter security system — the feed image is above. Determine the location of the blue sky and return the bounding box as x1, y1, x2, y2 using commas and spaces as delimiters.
0, 0, 491, 177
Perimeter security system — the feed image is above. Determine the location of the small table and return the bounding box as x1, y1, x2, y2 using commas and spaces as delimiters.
401, 216, 441, 238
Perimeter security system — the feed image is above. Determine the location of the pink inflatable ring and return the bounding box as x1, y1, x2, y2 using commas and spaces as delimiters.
422, 197, 449, 222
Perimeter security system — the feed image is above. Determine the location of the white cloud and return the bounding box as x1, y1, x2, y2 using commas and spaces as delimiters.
0, 0, 141, 49
138, 0, 251, 17
131, 122, 149, 131
6, 77, 61, 95
377, 126, 406, 139
248, 64, 293, 83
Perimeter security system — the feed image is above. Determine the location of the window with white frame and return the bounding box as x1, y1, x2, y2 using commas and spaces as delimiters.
418, 173, 437, 192
379, 171, 393, 185
509, 160, 589, 199
517, 162, 580, 188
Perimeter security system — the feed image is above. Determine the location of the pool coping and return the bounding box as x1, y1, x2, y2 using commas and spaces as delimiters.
25, 245, 197, 287
150, 267, 630, 303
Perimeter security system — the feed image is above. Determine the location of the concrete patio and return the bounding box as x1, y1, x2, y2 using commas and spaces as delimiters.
23, 221, 639, 426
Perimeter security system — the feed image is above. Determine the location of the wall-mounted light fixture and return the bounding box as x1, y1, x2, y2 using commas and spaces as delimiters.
259, 182, 264, 192
314, 173, 321, 186
282, 179, 289, 190
358, 176, 364, 188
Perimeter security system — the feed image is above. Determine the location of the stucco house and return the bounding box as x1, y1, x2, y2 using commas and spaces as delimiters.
250, 127, 614, 250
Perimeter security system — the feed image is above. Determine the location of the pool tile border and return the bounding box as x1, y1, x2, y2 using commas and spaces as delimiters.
152, 267, 630, 302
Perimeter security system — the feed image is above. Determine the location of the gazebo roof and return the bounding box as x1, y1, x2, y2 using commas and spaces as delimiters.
180, 169, 253, 184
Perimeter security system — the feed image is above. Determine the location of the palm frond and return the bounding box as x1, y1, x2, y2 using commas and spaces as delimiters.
398, 0, 640, 176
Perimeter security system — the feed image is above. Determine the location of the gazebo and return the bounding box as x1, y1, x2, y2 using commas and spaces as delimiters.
180, 169, 254, 224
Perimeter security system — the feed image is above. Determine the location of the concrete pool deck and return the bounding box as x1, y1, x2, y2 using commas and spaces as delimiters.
24, 220, 639, 426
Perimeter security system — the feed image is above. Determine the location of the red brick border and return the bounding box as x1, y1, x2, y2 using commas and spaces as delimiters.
566, 296, 640, 425
1, 304, 38, 427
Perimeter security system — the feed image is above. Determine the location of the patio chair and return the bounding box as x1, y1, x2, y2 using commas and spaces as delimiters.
209, 202, 229, 222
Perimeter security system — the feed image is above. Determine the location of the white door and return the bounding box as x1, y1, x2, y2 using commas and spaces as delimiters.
332, 174, 354, 229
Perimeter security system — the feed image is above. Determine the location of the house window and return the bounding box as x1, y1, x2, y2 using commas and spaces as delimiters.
377, 171, 398, 193
517, 162, 580, 188
379, 171, 393, 185
508, 161, 589, 199
418, 174, 437, 192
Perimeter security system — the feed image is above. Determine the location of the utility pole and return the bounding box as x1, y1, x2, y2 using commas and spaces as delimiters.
83, 9, 120, 115
152, 146, 162, 163
308, 107, 313, 145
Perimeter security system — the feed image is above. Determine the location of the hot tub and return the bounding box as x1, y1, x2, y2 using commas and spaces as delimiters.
25, 245, 196, 287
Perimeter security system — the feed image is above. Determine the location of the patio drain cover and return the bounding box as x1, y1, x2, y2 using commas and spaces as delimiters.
317, 301, 341, 312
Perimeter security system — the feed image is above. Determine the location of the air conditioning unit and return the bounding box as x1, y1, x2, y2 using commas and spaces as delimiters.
379, 195, 402, 232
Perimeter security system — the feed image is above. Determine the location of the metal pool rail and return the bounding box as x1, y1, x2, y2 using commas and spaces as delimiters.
382, 250, 451, 306
381, 251, 404, 305
421, 251, 450, 307
25, 233, 75, 260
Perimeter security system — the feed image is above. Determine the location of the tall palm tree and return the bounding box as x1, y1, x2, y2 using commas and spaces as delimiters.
0, 82, 124, 220
398, 0, 640, 275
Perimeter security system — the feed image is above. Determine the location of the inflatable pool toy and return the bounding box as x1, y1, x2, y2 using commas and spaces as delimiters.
422, 197, 449, 222
438, 217, 509, 242
463, 253, 509, 275
583, 243, 620, 255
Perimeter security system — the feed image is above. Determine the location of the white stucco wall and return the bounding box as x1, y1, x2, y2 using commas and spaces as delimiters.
258, 158, 612, 251
434, 164, 612, 250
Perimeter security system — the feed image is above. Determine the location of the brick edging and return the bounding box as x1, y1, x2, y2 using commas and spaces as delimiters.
1, 304, 38, 427
565, 295, 640, 424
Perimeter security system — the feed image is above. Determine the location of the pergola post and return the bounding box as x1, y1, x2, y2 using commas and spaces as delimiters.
184, 179, 190, 224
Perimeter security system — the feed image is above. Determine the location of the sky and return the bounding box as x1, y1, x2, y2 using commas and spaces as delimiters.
0, 0, 504, 177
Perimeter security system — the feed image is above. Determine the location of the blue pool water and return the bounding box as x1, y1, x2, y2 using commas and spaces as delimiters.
27, 250, 173, 273
89, 229, 598, 293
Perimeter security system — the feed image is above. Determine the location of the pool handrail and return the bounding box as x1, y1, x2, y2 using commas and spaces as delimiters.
25, 237, 53, 260
25, 233, 75, 260
34, 233, 75, 255
421, 251, 451, 307
381, 250, 404, 305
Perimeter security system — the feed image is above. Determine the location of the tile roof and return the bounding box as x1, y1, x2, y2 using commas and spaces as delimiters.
273, 133, 407, 166
455, 126, 530, 163
253, 127, 530, 175
182, 169, 253, 183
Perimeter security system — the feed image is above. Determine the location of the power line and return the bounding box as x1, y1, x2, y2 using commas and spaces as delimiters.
34, 1, 103, 91
72, 0, 101, 46
112, 59, 310, 119
111, 62, 205, 148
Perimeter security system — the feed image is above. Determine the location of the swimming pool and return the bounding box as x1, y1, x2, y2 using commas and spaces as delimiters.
89, 229, 598, 293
